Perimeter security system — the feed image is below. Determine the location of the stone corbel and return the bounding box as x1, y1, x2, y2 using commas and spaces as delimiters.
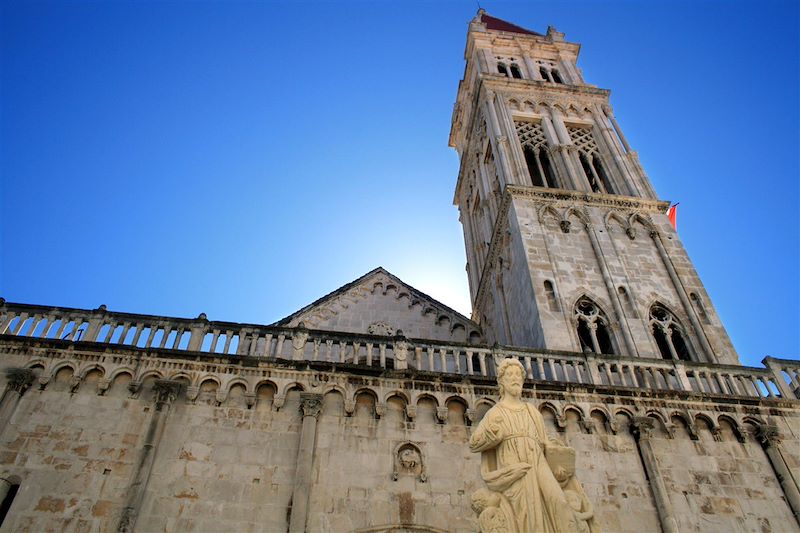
244, 393, 256, 409
375, 403, 387, 419
711, 427, 723, 443
127, 380, 141, 397
580, 419, 595, 434
272, 395, 286, 411
215, 391, 227, 406
436, 407, 449, 424
405, 405, 416, 421
465, 409, 476, 425
97, 378, 111, 395
185, 386, 199, 403
555, 415, 567, 432
685, 422, 699, 441
344, 399, 355, 417
663, 423, 676, 439
69, 376, 82, 393
37, 375, 50, 390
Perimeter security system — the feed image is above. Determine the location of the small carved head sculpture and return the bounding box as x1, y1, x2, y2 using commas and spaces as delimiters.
496, 358, 525, 399
470, 488, 501, 516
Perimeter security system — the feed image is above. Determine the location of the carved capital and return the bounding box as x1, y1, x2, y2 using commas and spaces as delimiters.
4, 368, 34, 394
436, 407, 449, 424
273, 395, 286, 411
375, 403, 387, 419
343, 399, 355, 416
299, 393, 322, 418
755, 424, 781, 447
559, 220, 571, 234
405, 405, 416, 420
630, 416, 655, 441
152, 379, 182, 409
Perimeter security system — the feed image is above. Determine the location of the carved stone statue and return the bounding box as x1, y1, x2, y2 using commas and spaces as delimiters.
470, 358, 595, 532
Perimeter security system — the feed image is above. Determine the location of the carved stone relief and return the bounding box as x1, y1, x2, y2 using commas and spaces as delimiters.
392, 442, 427, 482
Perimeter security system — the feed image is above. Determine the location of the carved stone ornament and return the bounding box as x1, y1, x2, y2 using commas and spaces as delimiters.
117, 506, 136, 533
367, 322, 395, 336
291, 324, 309, 360
299, 393, 322, 418
755, 424, 781, 446
560, 220, 572, 234
630, 416, 655, 441
469, 359, 598, 532
4, 368, 34, 394
152, 380, 182, 409
392, 442, 427, 482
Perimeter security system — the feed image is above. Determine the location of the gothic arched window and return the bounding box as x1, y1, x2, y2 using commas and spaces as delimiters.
551, 69, 564, 84
568, 126, 616, 194
497, 63, 508, 76
574, 297, 615, 355
510, 64, 523, 79
539, 66, 550, 82
649, 304, 693, 361
515, 121, 558, 188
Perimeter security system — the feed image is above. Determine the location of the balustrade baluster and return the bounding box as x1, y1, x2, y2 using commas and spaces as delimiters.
524, 356, 533, 379
537, 358, 545, 380
275, 334, 286, 358
159, 328, 170, 349
25, 315, 41, 337
336, 341, 344, 363
415, 347, 423, 370
547, 358, 557, 381
574, 361, 583, 384
208, 331, 220, 353
144, 326, 158, 348
312, 339, 320, 361
171, 328, 183, 349
439, 349, 447, 372
130, 324, 143, 346
366, 343, 373, 366
379, 343, 386, 368
760, 377, 774, 397
426, 348, 435, 371
466, 351, 474, 374
10, 313, 28, 335
455, 349, 462, 374
263, 333, 274, 357
222, 330, 233, 354
0, 312, 15, 334
479, 353, 487, 376
39, 316, 56, 338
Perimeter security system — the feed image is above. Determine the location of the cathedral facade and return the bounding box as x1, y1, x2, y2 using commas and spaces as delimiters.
0, 11, 798, 533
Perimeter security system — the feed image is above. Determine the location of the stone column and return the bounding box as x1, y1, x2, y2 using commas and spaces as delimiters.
0, 368, 34, 435
755, 425, 800, 526
118, 379, 182, 533
289, 393, 322, 533
630, 417, 679, 533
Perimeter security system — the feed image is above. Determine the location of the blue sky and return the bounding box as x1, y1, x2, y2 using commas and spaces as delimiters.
1, 1, 797, 367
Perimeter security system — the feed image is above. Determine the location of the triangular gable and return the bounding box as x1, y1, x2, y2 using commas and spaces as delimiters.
273, 267, 482, 344
481, 13, 541, 36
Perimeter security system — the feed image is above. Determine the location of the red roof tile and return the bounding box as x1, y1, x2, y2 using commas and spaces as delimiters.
480, 13, 541, 36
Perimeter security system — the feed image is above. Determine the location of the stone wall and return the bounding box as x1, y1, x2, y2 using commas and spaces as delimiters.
0, 341, 796, 532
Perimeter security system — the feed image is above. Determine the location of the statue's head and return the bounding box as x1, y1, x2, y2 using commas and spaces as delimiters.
471, 488, 500, 515
497, 358, 525, 399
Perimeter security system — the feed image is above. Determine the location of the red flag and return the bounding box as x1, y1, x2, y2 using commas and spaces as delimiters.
666, 203, 679, 231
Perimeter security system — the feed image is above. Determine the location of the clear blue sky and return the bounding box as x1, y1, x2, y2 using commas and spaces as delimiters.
1, 1, 797, 366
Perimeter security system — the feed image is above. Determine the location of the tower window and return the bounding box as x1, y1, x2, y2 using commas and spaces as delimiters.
649, 304, 693, 361
574, 297, 615, 355
544, 280, 560, 311
551, 69, 563, 84
497, 63, 508, 76
510, 64, 523, 79
568, 126, 615, 194
539, 66, 551, 82
515, 121, 558, 188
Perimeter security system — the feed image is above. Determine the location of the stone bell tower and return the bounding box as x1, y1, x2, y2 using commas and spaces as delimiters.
449, 10, 739, 364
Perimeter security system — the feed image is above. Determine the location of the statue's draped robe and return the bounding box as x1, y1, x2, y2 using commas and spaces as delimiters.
470, 403, 577, 532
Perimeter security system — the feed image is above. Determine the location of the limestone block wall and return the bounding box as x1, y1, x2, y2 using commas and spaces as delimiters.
0, 342, 796, 532
497, 192, 739, 364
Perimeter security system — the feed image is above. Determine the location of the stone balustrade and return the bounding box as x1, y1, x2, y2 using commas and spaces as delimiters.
0, 300, 796, 400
